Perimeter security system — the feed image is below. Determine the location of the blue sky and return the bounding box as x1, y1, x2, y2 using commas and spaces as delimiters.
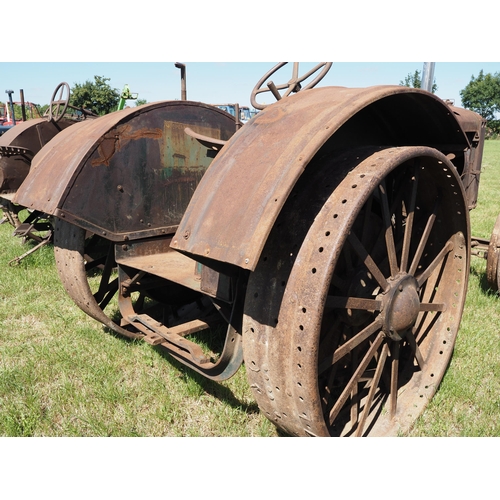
3, 1, 498, 113
1, 62, 499, 111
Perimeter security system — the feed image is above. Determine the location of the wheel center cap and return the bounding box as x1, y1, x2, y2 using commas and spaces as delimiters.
381, 274, 420, 341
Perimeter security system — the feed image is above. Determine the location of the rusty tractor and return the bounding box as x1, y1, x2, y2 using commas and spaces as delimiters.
0, 82, 97, 263
471, 213, 500, 292
14, 62, 487, 436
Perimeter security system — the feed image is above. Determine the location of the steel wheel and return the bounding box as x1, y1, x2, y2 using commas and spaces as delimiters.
54, 218, 206, 341
487, 213, 500, 291
54, 218, 143, 339
243, 146, 469, 436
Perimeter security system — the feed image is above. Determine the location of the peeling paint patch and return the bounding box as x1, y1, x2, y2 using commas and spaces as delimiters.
91, 124, 163, 167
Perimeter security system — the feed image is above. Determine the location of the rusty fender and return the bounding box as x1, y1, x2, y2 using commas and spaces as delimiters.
172, 85, 472, 270
14, 101, 237, 241
0, 117, 75, 195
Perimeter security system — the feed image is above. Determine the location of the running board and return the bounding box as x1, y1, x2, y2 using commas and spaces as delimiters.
126, 313, 216, 365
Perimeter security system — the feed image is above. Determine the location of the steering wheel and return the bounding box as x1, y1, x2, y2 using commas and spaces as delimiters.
47, 82, 70, 122
250, 62, 332, 110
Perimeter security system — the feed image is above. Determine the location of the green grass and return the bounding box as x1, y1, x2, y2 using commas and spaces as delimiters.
2, 141, 500, 437
0, 223, 277, 437
409, 140, 500, 436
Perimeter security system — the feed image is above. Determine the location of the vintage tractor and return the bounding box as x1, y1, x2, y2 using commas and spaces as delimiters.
0, 82, 97, 262
1, 90, 44, 135
14, 62, 486, 436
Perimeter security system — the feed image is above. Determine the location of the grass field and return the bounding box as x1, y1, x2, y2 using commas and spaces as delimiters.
1, 141, 500, 437
409, 140, 500, 436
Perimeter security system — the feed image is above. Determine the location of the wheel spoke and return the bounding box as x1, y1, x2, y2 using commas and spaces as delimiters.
321, 323, 346, 408
390, 340, 400, 418
400, 165, 419, 273
404, 330, 424, 369
93, 243, 116, 304
355, 342, 389, 436
347, 232, 389, 292
349, 348, 360, 428
343, 245, 355, 277
379, 180, 398, 276
361, 196, 374, 248
416, 239, 454, 288
85, 254, 107, 272
318, 316, 342, 360
419, 302, 446, 312
94, 277, 118, 310
328, 331, 384, 426
331, 273, 347, 290
368, 188, 403, 266
414, 308, 440, 345
326, 296, 382, 311
319, 317, 383, 374
409, 196, 440, 276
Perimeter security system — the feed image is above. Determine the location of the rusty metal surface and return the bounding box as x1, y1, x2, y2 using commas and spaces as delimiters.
15, 101, 237, 241
487, 213, 500, 291
18, 76, 481, 435
242, 145, 470, 436
172, 85, 471, 271
53, 216, 244, 381
0, 117, 75, 195
450, 105, 486, 210
53, 218, 143, 339
115, 236, 202, 293
449, 104, 485, 137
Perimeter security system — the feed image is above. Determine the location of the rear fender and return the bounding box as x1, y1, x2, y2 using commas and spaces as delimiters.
14, 101, 238, 241
448, 104, 486, 209
172, 85, 472, 271
0, 117, 75, 195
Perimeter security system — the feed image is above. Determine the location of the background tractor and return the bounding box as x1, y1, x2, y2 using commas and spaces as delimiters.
0, 82, 107, 263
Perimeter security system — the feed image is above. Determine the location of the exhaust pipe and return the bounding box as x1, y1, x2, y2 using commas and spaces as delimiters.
175, 63, 187, 101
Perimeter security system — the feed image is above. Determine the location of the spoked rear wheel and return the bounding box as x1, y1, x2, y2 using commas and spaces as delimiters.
54, 218, 143, 339
243, 146, 469, 436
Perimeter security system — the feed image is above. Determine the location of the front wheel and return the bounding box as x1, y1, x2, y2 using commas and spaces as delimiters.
243, 146, 470, 436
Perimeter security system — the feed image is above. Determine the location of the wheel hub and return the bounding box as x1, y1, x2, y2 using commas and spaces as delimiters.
380, 274, 420, 341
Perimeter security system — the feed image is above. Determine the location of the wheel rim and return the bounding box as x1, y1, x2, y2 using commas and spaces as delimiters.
487, 213, 500, 291
54, 218, 143, 339
243, 146, 469, 436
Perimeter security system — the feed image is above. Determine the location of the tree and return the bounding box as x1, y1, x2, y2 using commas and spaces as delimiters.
135, 98, 147, 107
460, 70, 500, 122
70, 75, 120, 115
460, 70, 500, 135
400, 70, 438, 93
